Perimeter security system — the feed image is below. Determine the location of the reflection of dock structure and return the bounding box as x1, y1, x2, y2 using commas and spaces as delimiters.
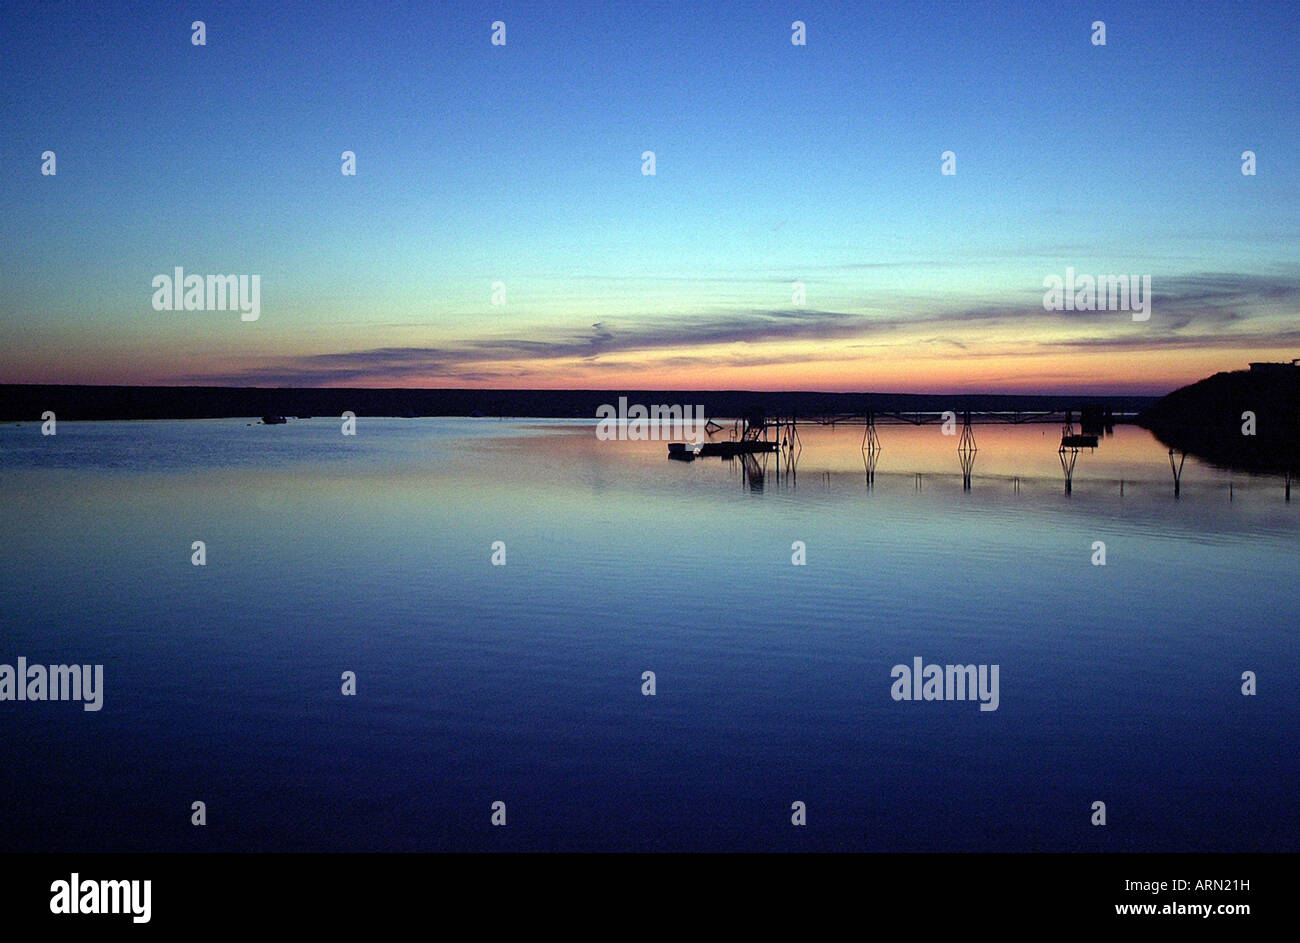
669, 403, 1297, 499
1058, 411, 1100, 494
862, 416, 881, 486
1169, 449, 1186, 498
958, 412, 978, 490
670, 413, 802, 490
667, 405, 1294, 500
660, 374, 1297, 498
780, 406, 1123, 493
671, 405, 1131, 492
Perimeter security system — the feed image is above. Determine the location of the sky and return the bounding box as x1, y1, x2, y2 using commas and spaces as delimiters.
1, 0, 1297, 394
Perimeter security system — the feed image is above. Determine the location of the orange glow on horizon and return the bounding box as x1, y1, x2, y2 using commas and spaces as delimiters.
3, 338, 1294, 397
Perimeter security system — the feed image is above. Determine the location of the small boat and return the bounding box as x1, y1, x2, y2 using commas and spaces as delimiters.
697, 440, 778, 457
667, 442, 699, 461
1061, 433, 1098, 448
261, 415, 288, 425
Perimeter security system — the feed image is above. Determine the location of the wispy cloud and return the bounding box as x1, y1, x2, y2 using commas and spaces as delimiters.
190, 309, 878, 384
188, 270, 1300, 386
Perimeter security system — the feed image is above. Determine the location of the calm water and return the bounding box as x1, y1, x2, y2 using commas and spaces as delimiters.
1, 418, 1296, 852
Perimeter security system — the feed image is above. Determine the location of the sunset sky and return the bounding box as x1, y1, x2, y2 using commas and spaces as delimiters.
2, 0, 1297, 394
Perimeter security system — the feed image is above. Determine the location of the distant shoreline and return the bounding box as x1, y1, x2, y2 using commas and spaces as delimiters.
0, 384, 1157, 423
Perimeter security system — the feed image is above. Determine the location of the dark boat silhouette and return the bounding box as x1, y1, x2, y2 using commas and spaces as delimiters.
696, 440, 778, 457
1060, 433, 1099, 448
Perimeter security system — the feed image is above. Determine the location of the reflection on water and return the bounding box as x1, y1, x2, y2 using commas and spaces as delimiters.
637, 419, 1294, 502
0, 419, 1296, 852
1147, 425, 1297, 500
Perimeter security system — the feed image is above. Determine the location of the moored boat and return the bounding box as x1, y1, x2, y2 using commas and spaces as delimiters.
697, 440, 778, 457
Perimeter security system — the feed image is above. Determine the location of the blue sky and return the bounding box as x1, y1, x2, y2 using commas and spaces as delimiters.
1, 0, 1297, 392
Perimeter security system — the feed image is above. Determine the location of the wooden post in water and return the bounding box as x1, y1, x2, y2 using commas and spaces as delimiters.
1168, 449, 1185, 498
957, 410, 977, 491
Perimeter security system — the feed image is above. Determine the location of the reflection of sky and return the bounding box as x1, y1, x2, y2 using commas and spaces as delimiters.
0, 417, 1286, 499
1, 419, 1296, 851
485, 421, 1279, 498
2, 1, 1297, 393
